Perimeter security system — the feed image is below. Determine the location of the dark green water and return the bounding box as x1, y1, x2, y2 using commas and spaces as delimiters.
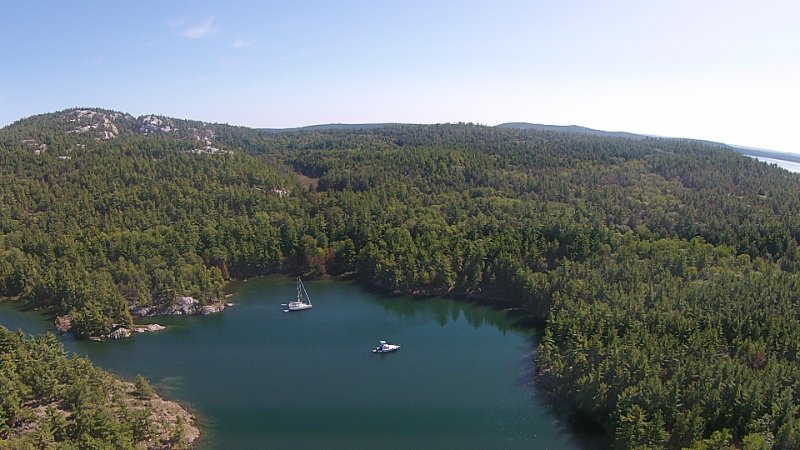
0, 276, 604, 449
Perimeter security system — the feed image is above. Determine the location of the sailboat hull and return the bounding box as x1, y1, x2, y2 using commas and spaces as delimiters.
283, 277, 313, 312
284, 302, 312, 312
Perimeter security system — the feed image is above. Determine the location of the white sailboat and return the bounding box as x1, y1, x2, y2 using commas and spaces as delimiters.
372, 340, 401, 353
283, 277, 312, 312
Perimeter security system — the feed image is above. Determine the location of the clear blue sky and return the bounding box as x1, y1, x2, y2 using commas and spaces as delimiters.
2, 0, 798, 152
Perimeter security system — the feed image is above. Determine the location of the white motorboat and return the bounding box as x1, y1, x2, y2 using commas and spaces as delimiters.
283, 277, 312, 312
373, 340, 401, 353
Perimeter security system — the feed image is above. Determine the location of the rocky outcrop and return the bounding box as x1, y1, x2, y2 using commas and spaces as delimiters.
64, 109, 126, 140
55, 314, 165, 340
18, 108, 228, 158
55, 296, 228, 340
131, 297, 229, 317
134, 323, 166, 333
138, 383, 200, 446
55, 315, 72, 333
137, 114, 175, 134
3, 355, 199, 447
21, 139, 48, 155
96, 323, 166, 340
170, 296, 200, 315
201, 304, 223, 315
187, 129, 229, 155
103, 327, 132, 340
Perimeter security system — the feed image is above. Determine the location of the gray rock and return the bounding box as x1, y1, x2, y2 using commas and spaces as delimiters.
170, 296, 200, 315
55, 315, 72, 333
131, 306, 155, 317
105, 327, 132, 340
131, 297, 226, 317
201, 305, 219, 315
134, 323, 166, 333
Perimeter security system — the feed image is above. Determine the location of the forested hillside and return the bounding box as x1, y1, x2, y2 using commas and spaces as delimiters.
0, 326, 197, 448
2, 108, 800, 448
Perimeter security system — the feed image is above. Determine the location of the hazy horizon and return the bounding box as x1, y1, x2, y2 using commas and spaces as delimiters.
2, 1, 798, 153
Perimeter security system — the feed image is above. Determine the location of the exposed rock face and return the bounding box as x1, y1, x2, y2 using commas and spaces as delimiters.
64, 109, 126, 140
137, 114, 175, 134
98, 323, 166, 340
103, 327, 132, 340
134, 323, 166, 333
19, 108, 230, 157
201, 304, 224, 315
186, 127, 230, 154
189, 127, 215, 142
4, 366, 199, 447
129, 305, 156, 317
55, 315, 72, 333
131, 297, 227, 317
171, 296, 200, 315
188, 145, 230, 155
55, 314, 165, 340
140, 383, 201, 445
21, 139, 48, 155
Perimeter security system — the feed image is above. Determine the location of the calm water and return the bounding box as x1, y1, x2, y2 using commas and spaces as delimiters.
0, 276, 603, 449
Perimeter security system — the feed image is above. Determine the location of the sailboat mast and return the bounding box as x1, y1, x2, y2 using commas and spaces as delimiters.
284, 277, 312, 312
301, 280, 312, 305
297, 277, 302, 302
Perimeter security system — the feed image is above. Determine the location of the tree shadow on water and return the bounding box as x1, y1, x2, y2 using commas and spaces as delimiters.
517, 341, 612, 450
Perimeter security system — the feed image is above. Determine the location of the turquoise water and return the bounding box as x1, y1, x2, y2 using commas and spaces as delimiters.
0, 276, 604, 449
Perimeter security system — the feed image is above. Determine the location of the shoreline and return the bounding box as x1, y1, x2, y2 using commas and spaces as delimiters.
1, 275, 598, 448
117, 378, 201, 447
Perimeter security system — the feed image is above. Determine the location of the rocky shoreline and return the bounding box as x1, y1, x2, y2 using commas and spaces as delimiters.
5, 375, 200, 448
55, 296, 235, 341
131, 296, 232, 317
118, 378, 201, 447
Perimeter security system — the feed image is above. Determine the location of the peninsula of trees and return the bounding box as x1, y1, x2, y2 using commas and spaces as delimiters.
2, 108, 800, 448
0, 326, 198, 448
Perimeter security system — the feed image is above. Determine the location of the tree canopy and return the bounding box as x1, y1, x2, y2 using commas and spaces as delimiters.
0, 326, 196, 448
3, 108, 800, 448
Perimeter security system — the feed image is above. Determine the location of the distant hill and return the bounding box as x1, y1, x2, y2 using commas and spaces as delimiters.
264, 121, 800, 163
13, 109, 794, 164
264, 122, 646, 139
497, 122, 800, 163
0, 107, 233, 157
731, 146, 800, 164
495, 122, 645, 140
262, 123, 405, 132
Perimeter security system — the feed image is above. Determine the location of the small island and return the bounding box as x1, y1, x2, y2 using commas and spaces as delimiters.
53, 296, 235, 341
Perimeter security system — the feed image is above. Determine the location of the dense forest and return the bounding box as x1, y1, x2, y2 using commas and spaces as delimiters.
2, 108, 800, 448
0, 326, 196, 448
